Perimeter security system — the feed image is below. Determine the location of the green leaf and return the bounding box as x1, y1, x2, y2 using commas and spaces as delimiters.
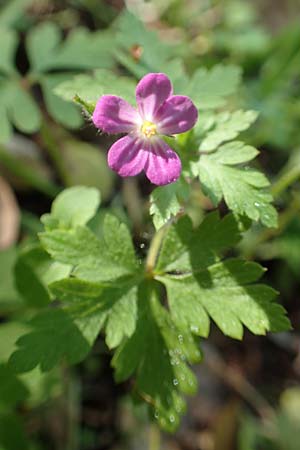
42, 186, 101, 230
8, 82, 42, 133
0, 28, 18, 75
0, 413, 30, 450
194, 141, 278, 227
40, 213, 139, 284
199, 110, 258, 151
0, 364, 28, 408
14, 255, 50, 307
14, 245, 71, 305
155, 214, 291, 339
101, 213, 138, 272
104, 285, 138, 349
54, 69, 136, 110
41, 75, 83, 129
185, 64, 242, 109
0, 322, 29, 363
156, 212, 241, 273
27, 22, 115, 73
113, 11, 177, 78
26, 21, 61, 73
49, 28, 116, 71
50, 277, 104, 302
112, 282, 201, 432
0, 0, 33, 27
150, 178, 190, 230
0, 247, 22, 309
160, 260, 290, 339
0, 79, 41, 142
51, 280, 138, 349
9, 309, 92, 373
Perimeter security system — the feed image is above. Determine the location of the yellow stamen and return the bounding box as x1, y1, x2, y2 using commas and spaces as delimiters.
141, 121, 157, 138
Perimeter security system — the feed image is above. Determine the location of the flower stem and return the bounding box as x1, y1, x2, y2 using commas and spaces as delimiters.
146, 224, 170, 275
148, 423, 161, 450
271, 164, 300, 199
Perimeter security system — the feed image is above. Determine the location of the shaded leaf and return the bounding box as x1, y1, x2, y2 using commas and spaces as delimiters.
9, 309, 92, 373
113, 283, 201, 431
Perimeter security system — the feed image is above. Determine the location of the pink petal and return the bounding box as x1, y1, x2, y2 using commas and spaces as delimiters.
107, 135, 148, 177
92, 95, 140, 134
144, 138, 181, 185
136, 73, 173, 121
155, 95, 198, 135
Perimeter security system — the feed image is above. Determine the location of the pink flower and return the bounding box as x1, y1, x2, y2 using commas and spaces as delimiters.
92, 73, 198, 185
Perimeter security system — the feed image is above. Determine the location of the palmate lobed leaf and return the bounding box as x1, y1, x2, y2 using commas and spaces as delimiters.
113, 10, 178, 78
8, 309, 92, 373
54, 280, 139, 349
112, 282, 201, 432
54, 69, 136, 110
0, 20, 118, 142
156, 211, 241, 273
199, 110, 258, 151
0, 78, 41, 143
155, 213, 291, 339
14, 244, 71, 306
40, 74, 83, 129
185, 64, 242, 109
40, 187, 138, 283
8, 187, 291, 432
193, 141, 278, 227
40, 214, 140, 284
42, 185, 101, 230
26, 22, 115, 73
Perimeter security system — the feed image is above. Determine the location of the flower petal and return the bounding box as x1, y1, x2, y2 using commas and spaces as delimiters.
92, 95, 140, 134
136, 73, 172, 121
107, 135, 148, 177
155, 95, 198, 135
144, 138, 181, 185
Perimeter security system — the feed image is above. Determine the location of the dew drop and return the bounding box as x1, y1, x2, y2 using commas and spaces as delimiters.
191, 325, 199, 334
169, 415, 175, 423
173, 378, 179, 386
178, 334, 184, 344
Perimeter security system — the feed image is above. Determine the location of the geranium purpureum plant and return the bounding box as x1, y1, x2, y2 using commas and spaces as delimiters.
92, 73, 198, 185
6, 66, 291, 432
1, 5, 298, 446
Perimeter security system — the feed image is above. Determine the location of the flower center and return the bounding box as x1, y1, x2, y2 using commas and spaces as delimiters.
141, 121, 157, 138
